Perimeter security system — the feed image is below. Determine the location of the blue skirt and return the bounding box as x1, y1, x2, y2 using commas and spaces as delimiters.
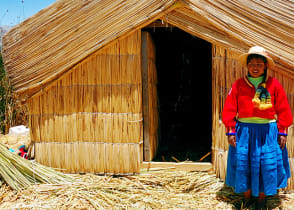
225, 121, 291, 197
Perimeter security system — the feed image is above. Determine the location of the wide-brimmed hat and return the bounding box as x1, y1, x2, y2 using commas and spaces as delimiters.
238, 46, 275, 68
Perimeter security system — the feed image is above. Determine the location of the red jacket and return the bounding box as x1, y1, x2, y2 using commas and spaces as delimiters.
222, 76, 293, 135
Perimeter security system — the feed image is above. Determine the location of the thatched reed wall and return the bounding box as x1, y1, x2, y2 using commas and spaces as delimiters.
212, 45, 294, 190
27, 31, 143, 174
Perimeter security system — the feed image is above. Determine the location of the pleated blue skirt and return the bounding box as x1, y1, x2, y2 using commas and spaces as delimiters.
225, 121, 291, 197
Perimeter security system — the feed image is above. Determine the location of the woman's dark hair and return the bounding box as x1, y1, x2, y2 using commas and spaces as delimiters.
247, 54, 267, 64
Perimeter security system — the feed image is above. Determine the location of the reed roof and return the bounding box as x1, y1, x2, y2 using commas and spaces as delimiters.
2, 0, 294, 97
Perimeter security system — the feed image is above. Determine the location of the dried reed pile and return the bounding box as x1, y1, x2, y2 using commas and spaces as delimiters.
1, 170, 293, 209
0, 171, 230, 209
0, 143, 73, 191
26, 31, 143, 174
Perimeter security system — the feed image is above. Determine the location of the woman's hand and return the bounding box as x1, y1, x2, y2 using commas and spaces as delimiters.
278, 135, 287, 150
227, 135, 236, 147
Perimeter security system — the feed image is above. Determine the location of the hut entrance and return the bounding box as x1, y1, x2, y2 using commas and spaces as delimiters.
142, 27, 212, 162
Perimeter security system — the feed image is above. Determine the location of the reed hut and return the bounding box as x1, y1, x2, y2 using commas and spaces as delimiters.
1, 0, 294, 188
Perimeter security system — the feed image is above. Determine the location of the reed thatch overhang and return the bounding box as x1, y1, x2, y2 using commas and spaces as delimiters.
2, 0, 294, 98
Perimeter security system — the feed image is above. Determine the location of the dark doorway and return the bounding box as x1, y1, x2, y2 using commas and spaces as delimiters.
143, 27, 212, 162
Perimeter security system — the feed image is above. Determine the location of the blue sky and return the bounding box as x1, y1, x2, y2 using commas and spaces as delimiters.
0, 0, 56, 26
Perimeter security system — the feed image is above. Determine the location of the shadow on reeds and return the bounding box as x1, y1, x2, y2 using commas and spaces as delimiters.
216, 185, 282, 210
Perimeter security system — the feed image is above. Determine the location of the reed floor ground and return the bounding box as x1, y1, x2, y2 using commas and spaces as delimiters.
0, 169, 293, 209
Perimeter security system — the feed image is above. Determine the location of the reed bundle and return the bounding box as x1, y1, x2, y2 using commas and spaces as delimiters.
0, 143, 73, 191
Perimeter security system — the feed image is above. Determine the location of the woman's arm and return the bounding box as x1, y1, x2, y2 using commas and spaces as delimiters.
222, 81, 239, 136
274, 79, 293, 136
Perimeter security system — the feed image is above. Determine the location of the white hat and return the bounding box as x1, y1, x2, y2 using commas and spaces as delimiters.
238, 46, 275, 68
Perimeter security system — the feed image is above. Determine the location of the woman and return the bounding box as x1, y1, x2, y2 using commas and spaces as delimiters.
222, 46, 292, 209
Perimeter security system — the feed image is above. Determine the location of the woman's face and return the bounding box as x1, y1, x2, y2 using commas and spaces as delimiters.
247, 57, 267, 78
